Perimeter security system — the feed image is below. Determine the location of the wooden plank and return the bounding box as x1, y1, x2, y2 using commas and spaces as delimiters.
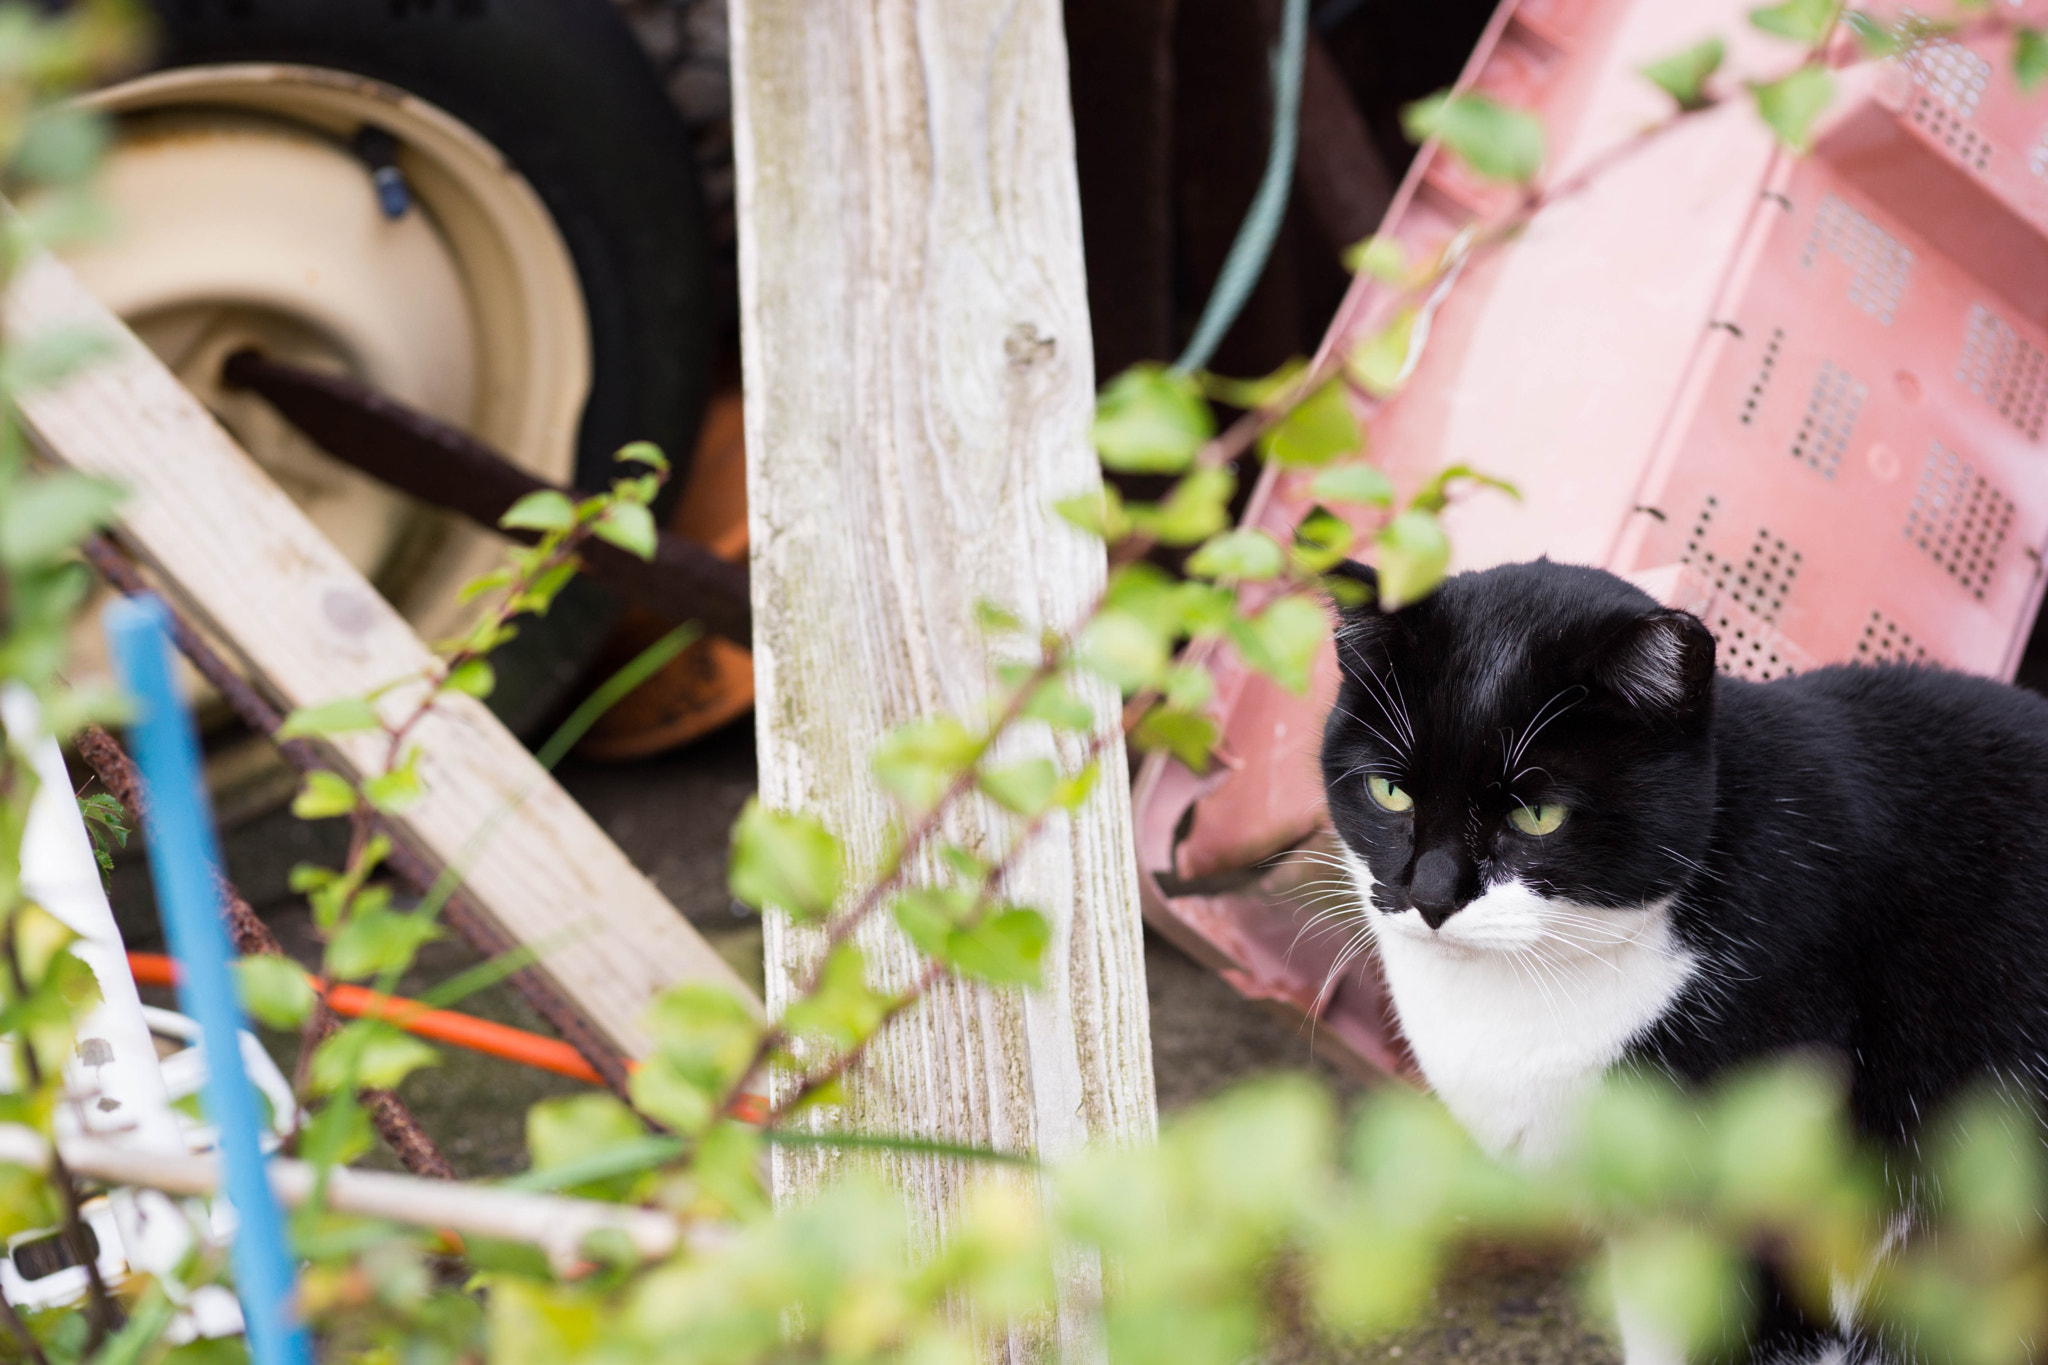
7, 249, 760, 1058
731, 0, 1158, 1311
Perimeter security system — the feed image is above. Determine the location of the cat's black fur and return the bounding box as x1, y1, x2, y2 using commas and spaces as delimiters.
1321, 557, 2048, 1360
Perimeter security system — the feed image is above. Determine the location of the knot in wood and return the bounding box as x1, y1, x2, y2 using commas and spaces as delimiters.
1004, 322, 1056, 369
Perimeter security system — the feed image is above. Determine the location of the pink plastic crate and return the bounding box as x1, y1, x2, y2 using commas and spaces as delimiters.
1135, 0, 2048, 1081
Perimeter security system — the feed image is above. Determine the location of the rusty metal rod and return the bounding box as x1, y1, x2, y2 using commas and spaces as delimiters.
74, 723, 458, 1181
218, 349, 752, 649
82, 536, 637, 1098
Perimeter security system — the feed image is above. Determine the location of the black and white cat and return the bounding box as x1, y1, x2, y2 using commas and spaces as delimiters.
1319, 558, 2048, 1363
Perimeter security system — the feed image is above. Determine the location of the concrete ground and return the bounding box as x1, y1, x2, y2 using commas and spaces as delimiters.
112, 719, 1615, 1362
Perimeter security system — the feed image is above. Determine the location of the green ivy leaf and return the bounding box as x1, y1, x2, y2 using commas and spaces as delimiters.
1092, 364, 1215, 473
1409, 463, 1521, 514
527, 1093, 650, 1200
233, 955, 317, 1030
1341, 235, 1408, 282
1749, 65, 1833, 151
945, 908, 1050, 988
1641, 37, 1726, 110
1605, 1226, 1749, 1359
1346, 310, 1417, 399
1376, 509, 1452, 610
893, 887, 979, 958
1055, 762, 1100, 812
1077, 608, 1169, 694
1748, 0, 1837, 45
1186, 529, 1285, 583
298, 1093, 375, 1168
361, 761, 424, 816
1842, 9, 1899, 56
975, 599, 1023, 634
593, 501, 658, 560
324, 908, 442, 982
978, 757, 1061, 817
2017, 29, 2048, 93
635, 983, 761, 1132
1053, 485, 1134, 542
1198, 358, 1308, 411
614, 440, 670, 474
291, 770, 359, 821
309, 1020, 439, 1096
445, 659, 496, 699
1257, 378, 1361, 467
1400, 91, 1544, 183
1226, 596, 1328, 695
277, 696, 382, 740
871, 717, 982, 811
1309, 463, 1394, 507
781, 944, 893, 1050
1163, 662, 1215, 713
1021, 677, 1097, 732
728, 798, 843, 920
0, 471, 123, 570
1132, 706, 1220, 772
498, 489, 576, 533
1123, 466, 1236, 547
1291, 505, 1357, 576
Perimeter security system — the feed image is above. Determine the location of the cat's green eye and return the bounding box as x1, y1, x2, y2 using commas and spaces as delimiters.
1367, 776, 1413, 813
1508, 802, 1568, 836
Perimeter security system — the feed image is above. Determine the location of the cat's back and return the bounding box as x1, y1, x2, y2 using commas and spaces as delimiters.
1691, 660, 2048, 1133
1717, 659, 2048, 809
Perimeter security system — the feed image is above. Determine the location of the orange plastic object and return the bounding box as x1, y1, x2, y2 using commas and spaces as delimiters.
128, 951, 776, 1124
128, 950, 605, 1086
576, 386, 755, 760
1135, 0, 2048, 1081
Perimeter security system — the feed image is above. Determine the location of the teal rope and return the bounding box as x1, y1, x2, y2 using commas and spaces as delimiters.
1172, 0, 1311, 374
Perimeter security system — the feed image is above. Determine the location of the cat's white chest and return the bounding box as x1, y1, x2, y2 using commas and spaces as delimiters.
1344, 851, 1697, 1163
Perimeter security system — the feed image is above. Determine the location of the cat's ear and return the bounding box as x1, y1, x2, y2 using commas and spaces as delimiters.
1591, 610, 1716, 715
1319, 560, 1379, 615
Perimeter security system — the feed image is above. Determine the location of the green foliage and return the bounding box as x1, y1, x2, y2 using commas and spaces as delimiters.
871, 717, 981, 811
1750, 65, 1834, 151
1342, 234, 1408, 282
1187, 528, 1286, 582
1256, 377, 1361, 466
1749, 0, 1839, 45
1347, 308, 1417, 398
233, 955, 317, 1030
1642, 37, 1726, 110
76, 789, 127, 882
2017, 29, 2048, 94
291, 769, 359, 820
728, 798, 844, 920
1401, 91, 1545, 183
1309, 462, 1393, 507
1093, 364, 1215, 473
277, 695, 382, 740
1375, 509, 1451, 610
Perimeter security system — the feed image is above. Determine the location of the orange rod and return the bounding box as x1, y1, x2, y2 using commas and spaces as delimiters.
128, 951, 605, 1086
128, 952, 773, 1124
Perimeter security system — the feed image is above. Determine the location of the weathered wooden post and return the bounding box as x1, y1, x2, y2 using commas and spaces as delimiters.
730, 0, 1158, 1295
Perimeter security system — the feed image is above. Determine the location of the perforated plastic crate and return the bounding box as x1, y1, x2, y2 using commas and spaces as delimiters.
1134, 0, 2048, 1080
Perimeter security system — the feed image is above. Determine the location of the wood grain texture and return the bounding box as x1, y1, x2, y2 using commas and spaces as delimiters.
8, 249, 759, 1058
731, 0, 1159, 1284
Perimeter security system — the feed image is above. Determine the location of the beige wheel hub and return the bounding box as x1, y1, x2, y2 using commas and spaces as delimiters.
53, 63, 591, 675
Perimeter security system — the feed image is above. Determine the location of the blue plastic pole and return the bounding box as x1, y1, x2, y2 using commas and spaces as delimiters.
104, 595, 311, 1365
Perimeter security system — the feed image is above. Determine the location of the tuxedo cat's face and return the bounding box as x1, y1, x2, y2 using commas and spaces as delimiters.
1321, 560, 1720, 951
